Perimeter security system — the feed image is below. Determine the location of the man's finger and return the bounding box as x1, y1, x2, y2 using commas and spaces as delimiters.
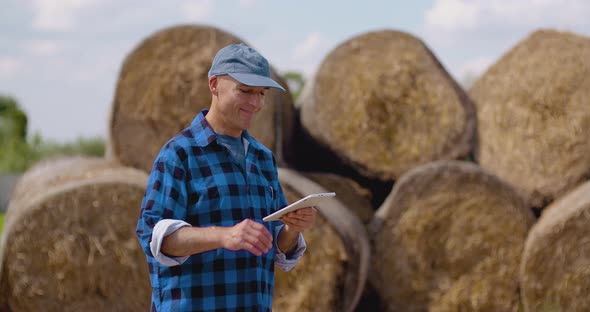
285, 211, 310, 220
280, 218, 305, 231
294, 207, 316, 215
242, 234, 270, 255
283, 216, 303, 226
284, 213, 313, 224
246, 225, 273, 249
242, 241, 264, 256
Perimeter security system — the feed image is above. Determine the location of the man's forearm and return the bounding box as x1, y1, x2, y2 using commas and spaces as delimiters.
161, 226, 225, 257
277, 225, 300, 254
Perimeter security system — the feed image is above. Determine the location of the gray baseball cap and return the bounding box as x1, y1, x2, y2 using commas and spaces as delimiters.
208, 43, 285, 92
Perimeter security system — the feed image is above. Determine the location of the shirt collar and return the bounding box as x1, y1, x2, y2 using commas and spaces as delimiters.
190, 110, 217, 147
190, 109, 260, 151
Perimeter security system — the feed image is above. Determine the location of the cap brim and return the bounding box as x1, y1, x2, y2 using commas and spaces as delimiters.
228, 73, 286, 92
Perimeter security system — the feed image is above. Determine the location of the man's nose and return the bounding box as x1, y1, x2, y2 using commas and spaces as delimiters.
249, 94, 264, 109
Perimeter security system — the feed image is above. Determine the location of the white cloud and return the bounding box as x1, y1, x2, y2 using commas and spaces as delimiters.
0, 57, 20, 77
458, 56, 495, 81
285, 32, 334, 78
181, 0, 215, 21
239, 0, 257, 7
293, 32, 322, 60
422, 0, 590, 80
424, 0, 590, 44
30, 0, 99, 31
65, 41, 130, 83
70, 56, 118, 83
22, 39, 65, 56
425, 0, 480, 31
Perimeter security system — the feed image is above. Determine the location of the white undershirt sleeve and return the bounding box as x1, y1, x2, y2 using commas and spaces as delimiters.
150, 219, 192, 267
274, 232, 307, 272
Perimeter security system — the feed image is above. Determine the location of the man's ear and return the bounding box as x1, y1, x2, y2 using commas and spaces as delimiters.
209, 76, 218, 96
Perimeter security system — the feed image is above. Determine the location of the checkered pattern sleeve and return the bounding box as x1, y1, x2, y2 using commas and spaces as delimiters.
136, 146, 188, 259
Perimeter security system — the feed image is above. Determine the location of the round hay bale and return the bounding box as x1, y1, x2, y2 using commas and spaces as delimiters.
520, 181, 590, 311
0, 158, 150, 311
300, 172, 381, 310
273, 168, 370, 312
470, 29, 590, 208
304, 172, 374, 224
370, 161, 534, 312
108, 24, 295, 172
299, 30, 475, 181
6, 156, 112, 218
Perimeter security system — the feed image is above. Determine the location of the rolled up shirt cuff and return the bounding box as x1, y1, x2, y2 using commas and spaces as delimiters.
274, 232, 306, 272
150, 219, 191, 267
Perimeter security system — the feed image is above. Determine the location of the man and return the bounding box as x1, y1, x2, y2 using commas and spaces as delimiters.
136, 43, 317, 311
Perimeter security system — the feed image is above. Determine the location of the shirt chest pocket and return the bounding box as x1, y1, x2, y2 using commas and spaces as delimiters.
247, 180, 276, 220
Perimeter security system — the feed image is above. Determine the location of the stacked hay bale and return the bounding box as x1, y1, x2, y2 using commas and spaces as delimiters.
470, 29, 590, 208
0, 157, 150, 312
304, 172, 373, 224
5, 156, 112, 217
298, 30, 475, 182
301, 172, 383, 310
520, 181, 590, 311
108, 24, 295, 172
370, 161, 534, 312
273, 169, 370, 312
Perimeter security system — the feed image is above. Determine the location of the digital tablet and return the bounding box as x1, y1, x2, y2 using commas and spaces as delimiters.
262, 192, 336, 222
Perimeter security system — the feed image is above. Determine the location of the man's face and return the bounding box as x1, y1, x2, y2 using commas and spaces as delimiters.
213, 75, 268, 135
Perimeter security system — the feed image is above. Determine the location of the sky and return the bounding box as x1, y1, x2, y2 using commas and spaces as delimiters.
1, 0, 589, 142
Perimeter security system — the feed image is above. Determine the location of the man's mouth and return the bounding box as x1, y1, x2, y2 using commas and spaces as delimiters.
240, 108, 255, 117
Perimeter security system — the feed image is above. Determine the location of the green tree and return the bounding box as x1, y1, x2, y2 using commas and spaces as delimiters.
0, 95, 27, 142
32, 135, 105, 159
0, 95, 31, 172
460, 71, 478, 90
0, 94, 105, 173
282, 71, 306, 101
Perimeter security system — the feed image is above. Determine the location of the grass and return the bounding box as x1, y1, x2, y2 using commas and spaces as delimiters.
0, 212, 4, 236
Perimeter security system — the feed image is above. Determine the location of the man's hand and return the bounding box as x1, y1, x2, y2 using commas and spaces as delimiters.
279, 207, 317, 233
276, 207, 317, 254
222, 219, 273, 256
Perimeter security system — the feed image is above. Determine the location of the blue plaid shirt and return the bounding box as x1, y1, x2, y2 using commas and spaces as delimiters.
136, 110, 288, 311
